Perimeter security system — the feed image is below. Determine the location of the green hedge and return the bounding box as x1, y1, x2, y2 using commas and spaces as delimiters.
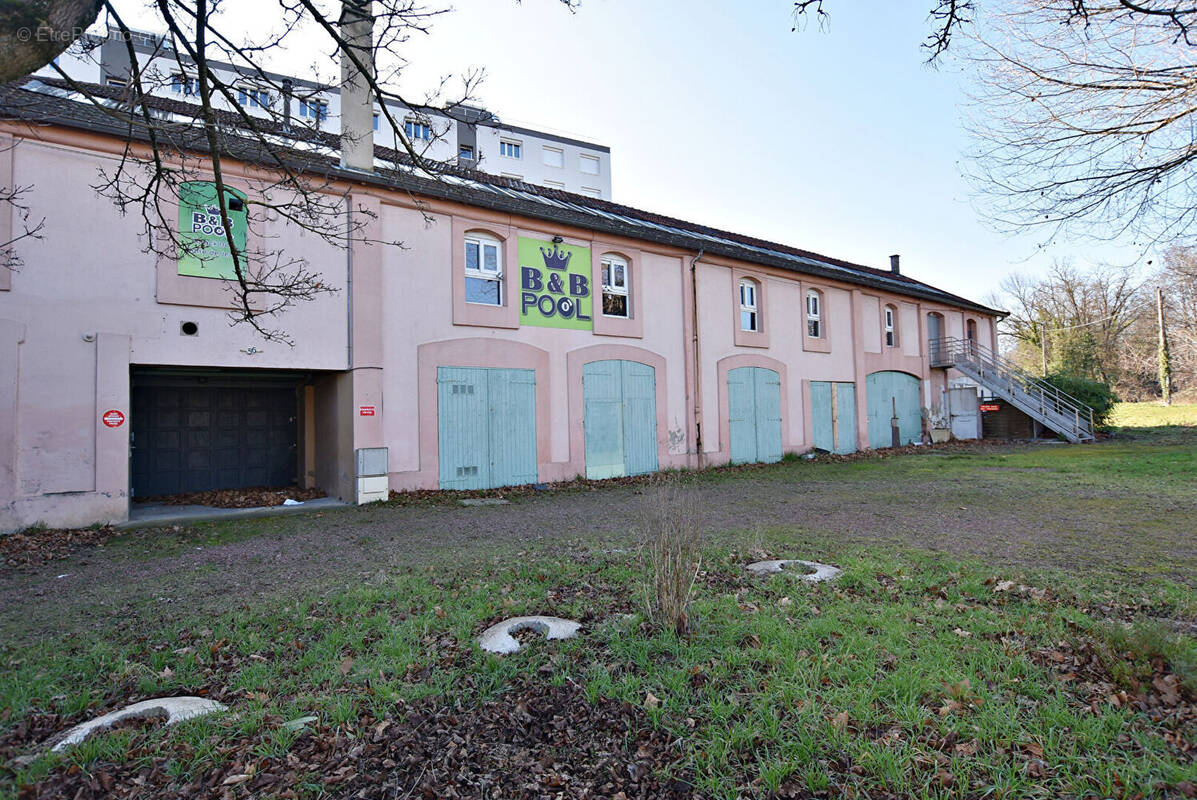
1044, 373, 1118, 430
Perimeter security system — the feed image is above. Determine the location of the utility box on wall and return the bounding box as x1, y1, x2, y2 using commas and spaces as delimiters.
355, 447, 389, 504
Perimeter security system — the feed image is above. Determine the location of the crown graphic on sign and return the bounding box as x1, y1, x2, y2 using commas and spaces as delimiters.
539, 243, 572, 271
205, 204, 221, 216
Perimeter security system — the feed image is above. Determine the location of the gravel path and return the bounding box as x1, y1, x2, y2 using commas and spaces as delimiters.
3, 441, 1194, 648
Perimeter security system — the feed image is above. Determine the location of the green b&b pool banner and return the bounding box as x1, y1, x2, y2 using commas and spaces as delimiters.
518, 236, 593, 330
177, 181, 248, 279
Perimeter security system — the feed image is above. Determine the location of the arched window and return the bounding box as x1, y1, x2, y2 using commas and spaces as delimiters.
464, 231, 502, 306
805, 289, 823, 338
739, 279, 759, 332
601, 254, 630, 318
884, 304, 897, 347
966, 318, 977, 342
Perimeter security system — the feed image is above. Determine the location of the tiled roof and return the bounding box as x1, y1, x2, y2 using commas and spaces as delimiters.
0, 78, 1003, 316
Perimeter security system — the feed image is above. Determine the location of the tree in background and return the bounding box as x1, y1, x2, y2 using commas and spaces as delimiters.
793, 1, 1197, 245
994, 261, 1144, 385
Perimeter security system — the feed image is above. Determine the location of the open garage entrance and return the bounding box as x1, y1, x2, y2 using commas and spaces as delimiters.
130, 368, 310, 499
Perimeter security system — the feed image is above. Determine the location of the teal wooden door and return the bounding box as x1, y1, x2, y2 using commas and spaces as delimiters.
728, 367, 782, 464
811, 381, 857, 454
621, 361, 659, 477
437, 366, 537, 489
866, 371, 921, 449
583, 360, 658, 479
810, 381, 834, 452
835, 382, 857, 453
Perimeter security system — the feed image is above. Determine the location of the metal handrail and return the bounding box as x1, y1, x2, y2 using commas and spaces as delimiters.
928, 336, 1094, 440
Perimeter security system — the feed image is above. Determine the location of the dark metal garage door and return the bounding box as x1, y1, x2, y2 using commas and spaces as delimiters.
131, 371, 299, 497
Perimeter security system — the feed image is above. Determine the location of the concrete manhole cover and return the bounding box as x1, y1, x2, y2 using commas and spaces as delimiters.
478, 616, 582, 655
51, 697, 227, 752
746, 559, 842, 582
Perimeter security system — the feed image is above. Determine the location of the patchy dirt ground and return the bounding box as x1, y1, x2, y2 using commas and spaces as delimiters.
1, 436, 1195, 648
9, 681, 694, 800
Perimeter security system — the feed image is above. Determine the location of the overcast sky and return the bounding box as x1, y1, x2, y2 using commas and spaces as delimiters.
119, 0, 1150, 304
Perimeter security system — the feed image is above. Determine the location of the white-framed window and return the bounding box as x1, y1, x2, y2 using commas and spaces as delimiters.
372, 112, 380, 131
404, 118, 432, 141
806, 289, 822, 338
236, 86, 270, 108
105, 77, 127, 88
580, 153, 600, 175
542, 145, 564, 168
458, 144, 474, 160
579, 186, 601, 198
464, 232, 502, 306
884, 305, 897, 347
299, 98, 328, 122
170, 73, 198, 96
740, 279, 759, 332
499, 139, 522, 159
601, 254, 630, 318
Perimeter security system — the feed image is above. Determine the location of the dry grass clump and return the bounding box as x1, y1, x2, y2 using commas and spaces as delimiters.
637, 484, 703, 635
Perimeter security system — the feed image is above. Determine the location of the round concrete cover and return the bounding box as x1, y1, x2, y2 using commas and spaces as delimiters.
746, 559, 843, 582
51, 697, 228, 752
478, 616, 582, 655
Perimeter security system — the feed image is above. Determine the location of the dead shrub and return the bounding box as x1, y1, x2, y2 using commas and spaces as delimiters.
637, 484, 703, 635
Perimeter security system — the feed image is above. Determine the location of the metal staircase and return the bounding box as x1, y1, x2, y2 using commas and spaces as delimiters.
928, 337, 1096, 443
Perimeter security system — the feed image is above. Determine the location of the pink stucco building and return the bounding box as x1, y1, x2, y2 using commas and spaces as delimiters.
0, 79, 1001, 532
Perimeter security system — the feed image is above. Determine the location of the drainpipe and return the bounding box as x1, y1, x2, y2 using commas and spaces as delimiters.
690, 249, 705, 469
346, 201, 353, 368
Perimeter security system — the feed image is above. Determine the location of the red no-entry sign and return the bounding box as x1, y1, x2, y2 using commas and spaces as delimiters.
102, 409, 126, 428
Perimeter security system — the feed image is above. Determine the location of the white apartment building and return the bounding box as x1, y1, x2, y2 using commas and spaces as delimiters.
39, 27, 613, 198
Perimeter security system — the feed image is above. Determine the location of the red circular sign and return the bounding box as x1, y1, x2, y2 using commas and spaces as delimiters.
102, 409, 126, 428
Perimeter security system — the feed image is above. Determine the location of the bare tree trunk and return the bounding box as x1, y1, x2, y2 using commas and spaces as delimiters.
0, 0, 102, 83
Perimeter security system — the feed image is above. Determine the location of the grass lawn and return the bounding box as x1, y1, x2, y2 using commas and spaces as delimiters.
1, 406, 1195, 798
1112, 402, 1197, 438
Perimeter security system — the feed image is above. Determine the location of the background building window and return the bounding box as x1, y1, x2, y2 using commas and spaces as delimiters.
171, 73, 197, 96
542, 145, 564, 168
884, 305, 897, 347
806, 289, 822, 338
740, 279, 759, 332
464, 233, 502, 306
580, 154, 600, 174
499, 139, 522, 159
404, 118, 432, 141
299, 98, 327, 122
237, 87, 270, 108
459, 144, 474, 160
601, 255, 629, 318
372, 112, 379, 131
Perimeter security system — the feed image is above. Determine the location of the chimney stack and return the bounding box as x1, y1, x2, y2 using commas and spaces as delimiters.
889, 254, 900, 275
339, 0, 374, 173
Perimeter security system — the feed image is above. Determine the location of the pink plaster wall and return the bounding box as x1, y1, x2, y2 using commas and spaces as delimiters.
0, 135, 351, 530
0, 125, 1002, 529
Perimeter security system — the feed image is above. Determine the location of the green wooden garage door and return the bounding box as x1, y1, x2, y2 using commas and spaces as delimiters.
810, 381, 857, 454
866, 371, 922, 449
437, 367, 537, 490
728, 367, 783, 464
583, 360, 658, 480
